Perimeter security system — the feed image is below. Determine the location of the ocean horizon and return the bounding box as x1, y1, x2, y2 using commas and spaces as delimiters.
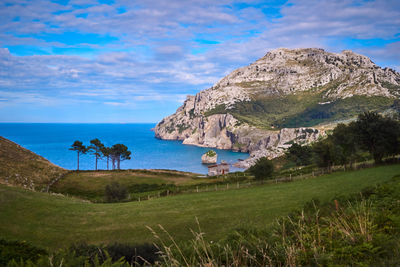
0, 123, 249, 174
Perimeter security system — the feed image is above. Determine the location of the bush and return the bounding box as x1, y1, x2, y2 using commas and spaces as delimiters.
248, 157, 274, 180
0, 239, 47, 266
105, 182, 127, 202
206, 150, 216, 157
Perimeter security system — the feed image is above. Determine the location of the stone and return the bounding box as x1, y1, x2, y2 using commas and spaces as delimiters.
202, 150, 217, 164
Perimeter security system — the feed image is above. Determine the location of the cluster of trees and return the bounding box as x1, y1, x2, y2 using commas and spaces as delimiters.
69, 139, 131, 171
249, 112, 400, 180
287, 112, 400, 170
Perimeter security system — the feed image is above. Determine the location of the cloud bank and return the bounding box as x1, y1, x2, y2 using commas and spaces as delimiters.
0, 0, 399, 122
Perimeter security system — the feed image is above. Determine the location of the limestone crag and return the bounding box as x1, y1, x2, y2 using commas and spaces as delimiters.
201, 151, 217, 164
154, 48, 400, 168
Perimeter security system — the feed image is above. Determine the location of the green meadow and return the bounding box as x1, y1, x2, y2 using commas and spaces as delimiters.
1, 164, 400, 250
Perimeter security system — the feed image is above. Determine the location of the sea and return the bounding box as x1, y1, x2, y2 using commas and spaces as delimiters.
0, 123, 249, 174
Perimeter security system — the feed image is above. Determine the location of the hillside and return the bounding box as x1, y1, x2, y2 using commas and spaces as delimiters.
0, 136, 67, 190
154, 48, 400, 167
1, 165, 399, 249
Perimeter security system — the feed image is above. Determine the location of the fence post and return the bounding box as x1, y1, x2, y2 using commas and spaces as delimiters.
206, 185, 208, 191
196, 186, 199, 193
226, 184, 229, 190
290, 174, 292, 181
138, 197, 140, 202
237, 182, 239, 189
215, 184, 217, 191
167, 190, 169, 196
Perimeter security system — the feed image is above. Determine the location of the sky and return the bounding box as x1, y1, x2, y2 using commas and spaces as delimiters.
0, 0, 399, 123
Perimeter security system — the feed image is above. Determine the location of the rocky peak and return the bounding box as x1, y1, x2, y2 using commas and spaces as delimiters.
154, 48, 400, 168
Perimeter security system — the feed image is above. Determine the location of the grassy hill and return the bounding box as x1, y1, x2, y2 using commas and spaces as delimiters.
50, 169, 221, 202
1, 164, 399, 250
0, 137, 67, 191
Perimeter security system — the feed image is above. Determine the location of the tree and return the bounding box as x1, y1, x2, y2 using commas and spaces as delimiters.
69, 140, 87, 171
101, 146, 112, 170
88, 138, 104, 170
248, 157, 274, 180
331, 122, 359, 168
286, 143, 313, 166
355, 112, 400, 163
110, 144, 131, 170
312, 136, 340, 171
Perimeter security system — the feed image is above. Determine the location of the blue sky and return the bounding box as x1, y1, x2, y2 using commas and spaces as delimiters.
0, 0, 399, 123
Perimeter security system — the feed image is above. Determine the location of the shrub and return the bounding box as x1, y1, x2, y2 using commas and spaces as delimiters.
248, 157, 274, 180
105, 182, 127, 202
205, 150, 216, 157
0, 239, 47, 266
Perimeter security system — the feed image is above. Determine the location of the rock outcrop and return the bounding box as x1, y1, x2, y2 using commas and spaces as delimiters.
154, 48, 400, 168
202, 150, 217, 164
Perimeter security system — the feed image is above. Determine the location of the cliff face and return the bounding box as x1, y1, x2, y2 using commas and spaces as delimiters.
154, 48, 400, 168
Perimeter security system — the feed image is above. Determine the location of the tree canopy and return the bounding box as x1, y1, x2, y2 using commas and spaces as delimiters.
69, 140, 87, 171
248, 157, 274, 180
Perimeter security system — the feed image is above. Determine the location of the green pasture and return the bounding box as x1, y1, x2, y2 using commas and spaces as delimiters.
51, 169, 221, 201
1, 164, 399, 250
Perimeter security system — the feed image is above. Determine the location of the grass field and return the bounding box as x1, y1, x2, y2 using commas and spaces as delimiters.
1, 164, 400, 251
51, 169, 222, 201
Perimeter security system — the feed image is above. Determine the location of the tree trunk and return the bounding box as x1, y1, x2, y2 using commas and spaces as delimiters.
117, 158, 120, 170
107, 156, 109, 170
95, 155, 98, 171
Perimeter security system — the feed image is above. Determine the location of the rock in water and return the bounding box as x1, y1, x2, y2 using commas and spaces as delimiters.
154, 48, 400, 168
202, 150, 217, 164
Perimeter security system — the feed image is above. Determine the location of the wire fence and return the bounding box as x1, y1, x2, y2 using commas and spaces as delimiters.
129, 160, 386, 202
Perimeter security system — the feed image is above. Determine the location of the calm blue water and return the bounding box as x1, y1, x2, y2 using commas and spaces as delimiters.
0, 123, 248, 174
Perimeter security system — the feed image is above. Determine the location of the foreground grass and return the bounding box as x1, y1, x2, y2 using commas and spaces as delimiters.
1, 165, 399, 250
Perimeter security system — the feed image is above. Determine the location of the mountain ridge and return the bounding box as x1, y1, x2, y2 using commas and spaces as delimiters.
154, 48, 400, 168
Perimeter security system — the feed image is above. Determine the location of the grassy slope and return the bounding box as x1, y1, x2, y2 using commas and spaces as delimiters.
0, 137, 67, 190
205, 93, 394, 129
1, 165, 400, 250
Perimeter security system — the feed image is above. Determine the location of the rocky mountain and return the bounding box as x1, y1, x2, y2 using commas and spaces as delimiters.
154, 48, 400, 168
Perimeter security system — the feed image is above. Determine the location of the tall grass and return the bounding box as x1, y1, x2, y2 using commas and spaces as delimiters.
149, 178, 400, 266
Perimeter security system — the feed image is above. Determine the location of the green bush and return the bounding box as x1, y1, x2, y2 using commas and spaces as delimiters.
105, 182, 128, 202
0, 239, 47, 266
205, 150, 216, 157
248, 157, 274, 180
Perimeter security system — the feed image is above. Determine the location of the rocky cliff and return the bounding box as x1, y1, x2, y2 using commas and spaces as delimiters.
154, 48, 400, 168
